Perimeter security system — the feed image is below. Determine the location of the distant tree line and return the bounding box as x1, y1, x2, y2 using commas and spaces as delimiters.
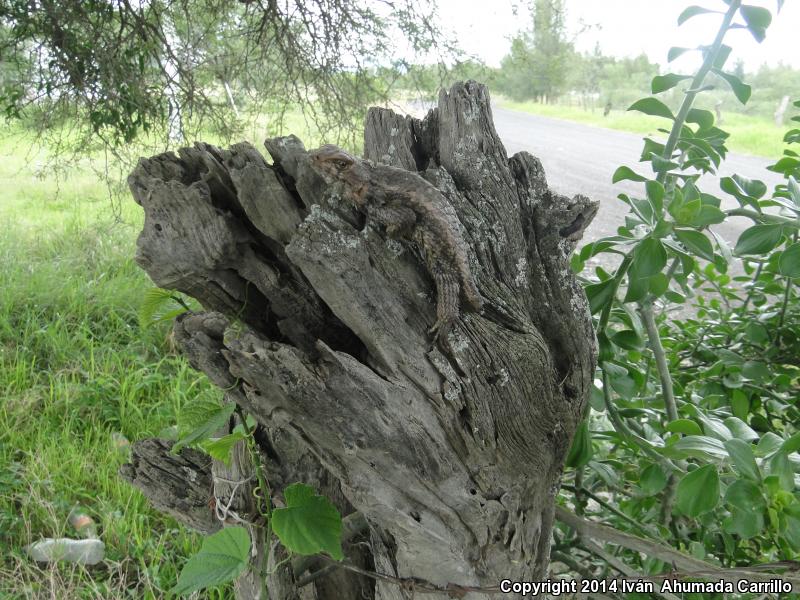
391, 0, 798, 123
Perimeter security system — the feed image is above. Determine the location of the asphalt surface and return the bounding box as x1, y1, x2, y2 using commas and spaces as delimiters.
491, 106, 784, 248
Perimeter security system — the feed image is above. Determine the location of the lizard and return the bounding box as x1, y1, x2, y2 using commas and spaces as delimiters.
308, 144, 483, 350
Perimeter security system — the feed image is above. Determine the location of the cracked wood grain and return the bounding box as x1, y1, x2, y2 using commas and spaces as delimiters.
124, 81, 598, 600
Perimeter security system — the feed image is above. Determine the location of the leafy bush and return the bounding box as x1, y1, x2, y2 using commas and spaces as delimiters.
565, 0, 800, 578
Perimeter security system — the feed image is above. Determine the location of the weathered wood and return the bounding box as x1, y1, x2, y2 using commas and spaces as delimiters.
119, 439, 219, 535
125, 81, 597, 599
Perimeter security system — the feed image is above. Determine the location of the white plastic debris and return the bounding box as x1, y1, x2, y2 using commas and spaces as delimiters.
25, 538, 105, 565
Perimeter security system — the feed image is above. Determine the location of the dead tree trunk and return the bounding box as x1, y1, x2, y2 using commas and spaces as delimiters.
122, 81, 597, 599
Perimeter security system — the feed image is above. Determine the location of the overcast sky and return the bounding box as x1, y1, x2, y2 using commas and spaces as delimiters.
433, 0, 797, 71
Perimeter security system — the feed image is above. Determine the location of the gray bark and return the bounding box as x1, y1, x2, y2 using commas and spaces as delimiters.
123, 81, 597, 599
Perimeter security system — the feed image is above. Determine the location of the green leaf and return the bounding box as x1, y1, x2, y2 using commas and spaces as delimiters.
724, 438, 761, 481
690, 205, 726, 227
723, 417, 758, 441
739, 5, 772, 42
670, 196, 701, 226
666, 435, 728, 460
633, 238, 667, 277
589, 460, 621, 488
668, 47, 692, 62
628, 98, 675, 120
664, 290, 685, 303
768, 452, 795, 491
566, 420, 593, 469
272, 483, 343, 560
781, 432, 800, 455
724, 480, 766, 538
686, 108, 715, 131
768, 156, 800, 175
139, 287, 190, 328
649, 272, 669, 296
171, 527, 251, 597
586, 278, 617, 314
699, 414, 733, 441
678, 5, 718, 25
744, 322, 769, 344
784, 129, 800, 144
734, 224, 784, 255
674, 229, 715, 261
650, 153, 680, 173
756, 432, 785, 457
782, 511, 800, 550
610, 330, 645, 351
666, 419, 703, 436
720, 174, 766, 207
778, 243, 800, 277
612, 166, 647, 183
623, 274, 649, 303
713, 69, 752, 104
201, 431, 247, 467
597, 330, 614, 363
640, 464, 668, 495
713, 44, 733, 70
724, 507, 764, 539
652, 73, 692, 94
676, 465, 720, 517
789, 177, 800, 206
646, 180, 665, 213
725, 479, 765, 512
174, 399, 236, 453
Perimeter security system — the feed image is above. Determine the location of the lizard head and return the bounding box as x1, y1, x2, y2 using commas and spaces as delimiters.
557, 194, 599, 243
309, 145, 358, 184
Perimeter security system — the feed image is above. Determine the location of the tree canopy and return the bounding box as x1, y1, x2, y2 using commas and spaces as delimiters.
0, 0, 445, 146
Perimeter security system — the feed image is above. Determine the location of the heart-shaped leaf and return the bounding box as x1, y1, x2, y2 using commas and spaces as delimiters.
272, 483, 343, 560
171, 527, 251, 597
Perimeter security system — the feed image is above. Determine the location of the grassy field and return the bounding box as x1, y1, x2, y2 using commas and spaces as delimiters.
497, 98, 787, 159
0, 127, 232, 598
0, 104, 340, 598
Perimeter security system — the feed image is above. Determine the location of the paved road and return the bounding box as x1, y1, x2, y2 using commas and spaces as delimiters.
491, 106, 783, 247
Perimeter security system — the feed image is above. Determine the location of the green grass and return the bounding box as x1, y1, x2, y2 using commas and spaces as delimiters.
497, 98, 786, 158
0, 106, 341, 598
0, 126, 231, 598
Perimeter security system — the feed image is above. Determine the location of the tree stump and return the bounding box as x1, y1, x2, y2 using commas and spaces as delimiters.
123, 81, 598, 599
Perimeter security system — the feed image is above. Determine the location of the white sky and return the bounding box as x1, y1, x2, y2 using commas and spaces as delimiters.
433, 0, 798, 72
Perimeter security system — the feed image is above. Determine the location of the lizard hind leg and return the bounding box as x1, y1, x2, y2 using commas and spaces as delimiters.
461, 272, 483, 313
429, 271, 461, 348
